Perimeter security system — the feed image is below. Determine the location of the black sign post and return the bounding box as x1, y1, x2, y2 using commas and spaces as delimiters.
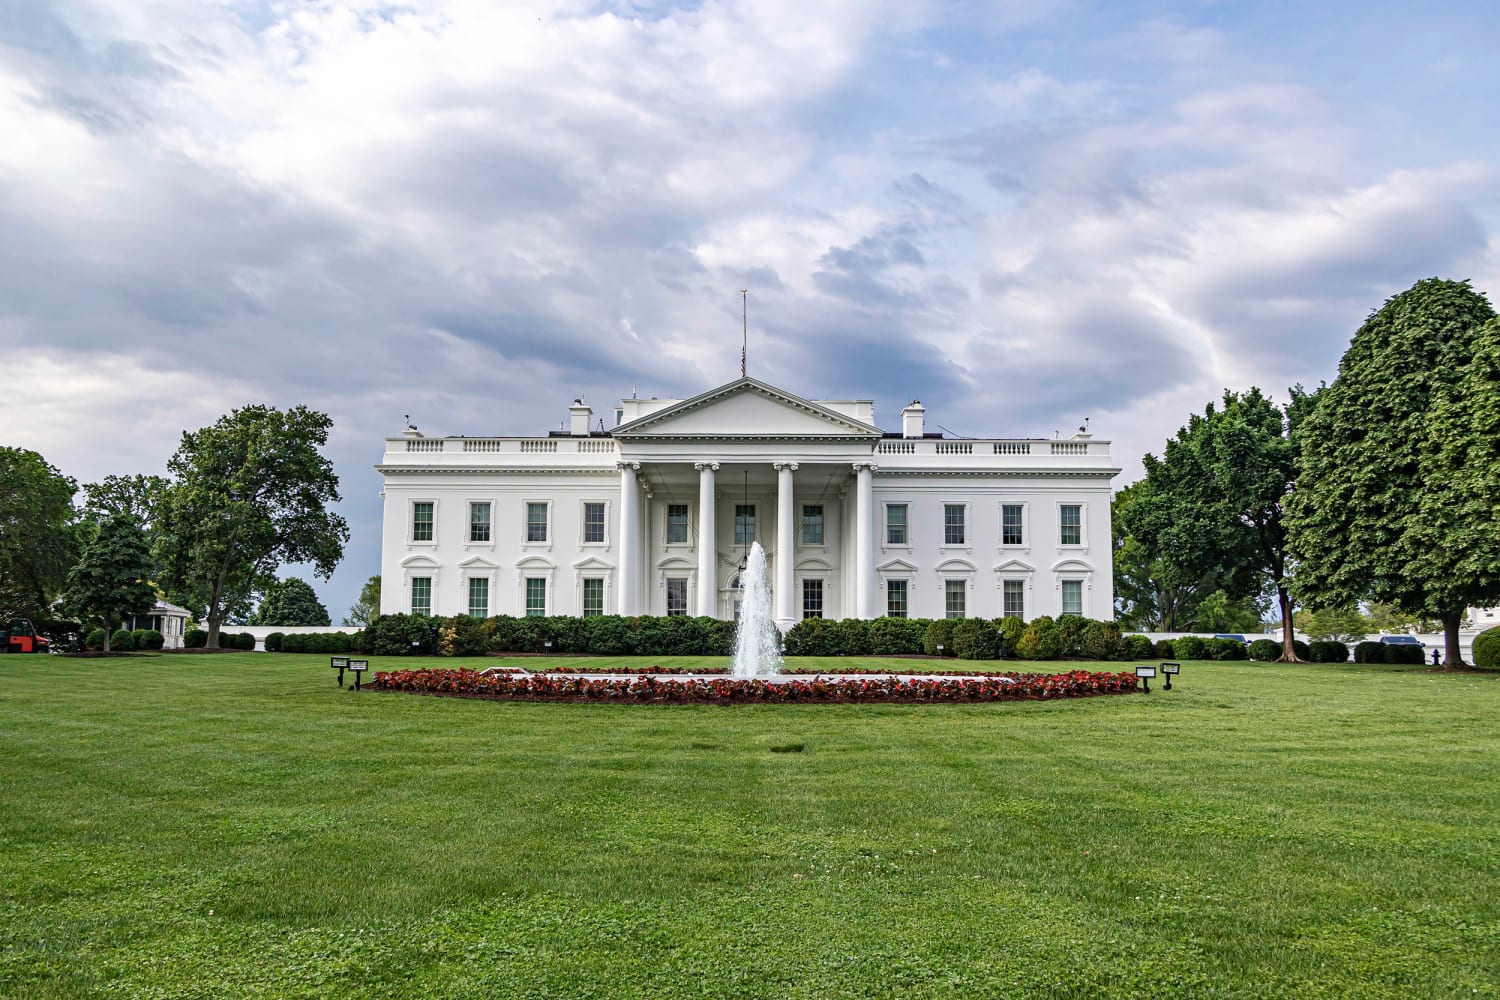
349, 659, 369, 691
330, 656, 350, 687
1161, 662, 1181, 690
1135, 664, 1157, 693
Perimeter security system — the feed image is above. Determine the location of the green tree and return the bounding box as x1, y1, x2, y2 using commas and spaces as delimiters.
1293, 607, 1370, 643
251, 577, 331, 626
1286, 278, 1497, 666
81, 474, 167, 529
1111, 480, 1214, 630
157, 405, 349, 649
1363, 602, 1439, 636
1192, 588, 1265, 633
343, 575, 381, 627
0, 447, 80, 621
64, 516, 157, 653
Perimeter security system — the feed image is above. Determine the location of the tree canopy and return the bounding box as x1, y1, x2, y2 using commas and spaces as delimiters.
251, 577, 331, 627
344, 575, 381, 627
1285, 278, 1497, 665
157, 405, 349, 648
0, 447, 79, 621
65, 515, 157, 653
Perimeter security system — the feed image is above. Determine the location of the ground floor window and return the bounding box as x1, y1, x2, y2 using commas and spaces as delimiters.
525, 577, 546, 616
1003, 579, 1025, 619
468, 577, 488, 618
886, 579, 908, 618
802, 579, 823, 619
1061, 579, 1083, 616
411, 577, 431, 616
666, 578, 688, 616
582, 578, 604, 617
945, 579, 966, 619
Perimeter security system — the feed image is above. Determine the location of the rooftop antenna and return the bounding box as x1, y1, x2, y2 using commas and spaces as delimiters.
632, 385, 638, 399
740, 289, 748, 378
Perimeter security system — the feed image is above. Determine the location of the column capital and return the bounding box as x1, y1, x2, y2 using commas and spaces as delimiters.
773, 461, 799, 472
693, 462, 720, 472
616, 461, 641, 472
852, 461, 877, 473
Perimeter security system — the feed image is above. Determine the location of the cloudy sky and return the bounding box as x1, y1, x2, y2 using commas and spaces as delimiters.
3, 0, 1497, 618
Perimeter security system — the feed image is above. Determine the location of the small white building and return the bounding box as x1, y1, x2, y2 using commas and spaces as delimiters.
375, 377, 1119, 627
124, 600, 193, 649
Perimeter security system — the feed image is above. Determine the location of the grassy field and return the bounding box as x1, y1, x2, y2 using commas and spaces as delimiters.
2, 653, 1497, 999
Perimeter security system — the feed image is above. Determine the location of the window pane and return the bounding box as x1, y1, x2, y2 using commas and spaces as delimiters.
584, 502, 606, 543
666, 578, 688, 616
412, 502, 433, 542
1062, 580, 1083, 616
945, 579, 966, 619
469, 502, 491, 542
734, 504, 756, 545
801, 505, 824, 545
1060, 504, 1082, 545
411, 576, 431, 615
886, 504, 907, 545
525, 578, 546, 616
802, 579, 823, 618
527, 502, 549, 543
944, 504, 966, 545
886, 579, 907, 618
667, 504, 689, 544
1003, 580, 1025, 618
1001, 504, 1023, 546
468, 577, 489, 618
583, 578, 604, 617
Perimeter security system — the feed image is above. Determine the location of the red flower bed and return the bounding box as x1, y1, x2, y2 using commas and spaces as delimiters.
371, 668, 1139, 704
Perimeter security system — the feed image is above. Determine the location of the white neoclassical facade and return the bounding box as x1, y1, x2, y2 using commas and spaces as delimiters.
376, 377, 1119, 628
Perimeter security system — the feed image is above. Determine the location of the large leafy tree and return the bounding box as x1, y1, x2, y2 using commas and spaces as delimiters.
1111, 480, 1214, 630
343, 575, 381, 627
65, 516, 157, 652
158, 405, 349, 648
0, 447, 80, 621
250, 576, 331, 626
1286, 279, 1497, 666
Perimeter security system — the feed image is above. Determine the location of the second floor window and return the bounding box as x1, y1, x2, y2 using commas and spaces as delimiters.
667, 504, 689, 543
801, 505, 824, 545
469, 502, 491, 543
886, 504, 907, 545
583, 502, 606, 543
735, 504, 756, 545
1001, 504, 1023, 545
1060, 504, 1082, 545
944, 504, 966, 545
412, 502, 433, 542
526, 502, 549, 543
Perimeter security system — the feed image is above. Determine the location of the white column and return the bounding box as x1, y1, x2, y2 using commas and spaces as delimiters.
774, 461, 798, 628
617, 462, 640, 615
855, 461, 876, 619
695, 462, 718, 617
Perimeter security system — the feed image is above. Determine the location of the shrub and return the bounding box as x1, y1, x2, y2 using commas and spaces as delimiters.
1174, 636, 1207, 659
1475, 626, 1500, 669
1079, 621, 1123, 662
582, 615, 630, 655
85, 628, 107, 651
951, 619, 1000, 660
137, 629, 165, 650
869, 617, 923, 655
1034, 627, 1064, 660
366, 614, 440, 656
439, 615, 490, 657
1119, 634, 1154, 660
1207, 638, 1247, 661
264, 632, 285, 652
701, 617, 737, 656
1385, 643, 1424, 665
783, 618, 835, 656
1153, 639, 1175, 659
831, 618, 872, 656
1353, 641, 1385, 664
996, 616, 1025, 653
184, 627, 207, 648
1248, 638, 1281, 662
1293, 639, 1311, 660
1056, 615, 1090, 656
111, 629, 135, 651
924, 619, 955, 656
233, 632, 257, 650
283, 633, 306, 653
1307, 640, 1349, 663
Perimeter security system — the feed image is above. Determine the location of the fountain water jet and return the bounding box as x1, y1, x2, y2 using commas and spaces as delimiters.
731, 541, 782, 678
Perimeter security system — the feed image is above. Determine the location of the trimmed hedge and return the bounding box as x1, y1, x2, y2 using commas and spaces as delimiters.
923, 619, 956, 657
1173, 636, 1207, 660
1354, 641, 1384, 663
185, 628, 207, 648
110, 629, 135, 651
1248, 638, 1281, 662
1153, 639, 1175, 658
1307, 640, 1349, 663
869, 617, 928, 655
85, 628, 107, 651
1384, 643, 1424, 665
1079, 621, 1122, 662
951, 619, 1000, 660
132, 628, 165, 651
264, 632, 285, 652
282, 632, 354, 653
1475, 626, 1500, 669
1119, 634, 1154, 660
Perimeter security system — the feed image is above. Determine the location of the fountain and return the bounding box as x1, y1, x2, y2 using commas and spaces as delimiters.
731, 541, 782, 678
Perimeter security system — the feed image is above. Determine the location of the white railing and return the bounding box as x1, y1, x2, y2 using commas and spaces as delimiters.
1050, 442, 1088, 456
462, 439, 505, 452
520, 440, 558, 453
936, 442, 972, 454
578, 439, 616, 453
993, 442, 1031, 455
406, 439, 444, 452
877, 441, 916, 454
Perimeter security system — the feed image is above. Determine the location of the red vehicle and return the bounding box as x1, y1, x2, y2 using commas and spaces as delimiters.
2, 619, 51, 654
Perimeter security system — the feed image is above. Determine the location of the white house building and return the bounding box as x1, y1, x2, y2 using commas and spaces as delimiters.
376, 377, 1119, 628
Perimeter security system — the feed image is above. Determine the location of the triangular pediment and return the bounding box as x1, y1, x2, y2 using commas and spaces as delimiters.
614, 378, 881, 439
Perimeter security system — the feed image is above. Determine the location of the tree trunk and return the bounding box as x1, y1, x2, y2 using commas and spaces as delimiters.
1442, 610, 1465, 667
1276, 586, 1302, 662
102, 623, 111, 653
207, 618, 221, 649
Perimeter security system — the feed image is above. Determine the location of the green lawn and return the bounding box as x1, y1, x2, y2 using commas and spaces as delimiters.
2, 654, 1497, 999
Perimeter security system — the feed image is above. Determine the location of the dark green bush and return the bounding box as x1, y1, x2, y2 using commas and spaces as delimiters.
701, 617, 737, 656
235, 632, 257, 650
1474, 626, 1500, 669
582, 615, 630, 655
1353, 641, 1385, 663
366, 614, 441, 655
283, 633, 307, 653
996, 616, 1025, 652
138, 629, 165, 650
1174, 636, 1207, 659
1153, 639, 1175, 658
1384, 643, 1424, 665
831, 618, 871, 656
111, 629, 135, 651
1056, 615, 1090, 656
439, 616, 489, 657
1293, 639, 1311, 660
1248, 639, 1281, 662
1207, 638, 1247, 660
1034, 627, 1064, 660
264, 632, 285, 652
1119, 634, 1154, 660
924, 619, 956, 656
184, 628, 207, 648
1079, 621, 1123, 662
85, 628, 107, 651
783, 618, 836, 656
869, 617, 923, 655
951, 619, 1000, 660
1307, 640, 1349, 663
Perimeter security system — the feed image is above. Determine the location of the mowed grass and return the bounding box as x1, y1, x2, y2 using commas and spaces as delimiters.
2, 654, 1498, 999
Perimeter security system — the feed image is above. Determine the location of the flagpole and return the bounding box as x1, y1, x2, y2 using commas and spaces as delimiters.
740, 289, 747, 378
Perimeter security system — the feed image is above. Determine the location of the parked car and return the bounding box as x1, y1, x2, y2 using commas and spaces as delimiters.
1379, 635, 1424, 648
1213, 633, 1250, 646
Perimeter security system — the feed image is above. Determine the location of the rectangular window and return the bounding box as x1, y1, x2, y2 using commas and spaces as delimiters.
526, 502, 549, 543
667, 504, 689, 544
945, 579, 966, 619
666, 578, 688, 616
886, 504, 908, 545
802, 579, 823, 619
1060, 504, 1082, 546
1001, 504, 1024, 546
411, 576, 431, 615
944, 504, 966, 545
582, 578, 604, 617
735, 504, 756, 545
1003, 580, 1025, 619
468, 577, 489, 618
525, 577, 546, 617
469, 502, 491, 543
583, 502, 606, 544
1061, 579, 1083, 616
886, 579, 908, 618
412, 502, 434, 542
801, 505, 824, 545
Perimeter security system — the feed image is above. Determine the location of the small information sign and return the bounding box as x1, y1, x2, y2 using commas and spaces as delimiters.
331, 656, 350, 687
349, 659, 369, 691
1135, 664, 1157, 693
1160, 661, 1181, 690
